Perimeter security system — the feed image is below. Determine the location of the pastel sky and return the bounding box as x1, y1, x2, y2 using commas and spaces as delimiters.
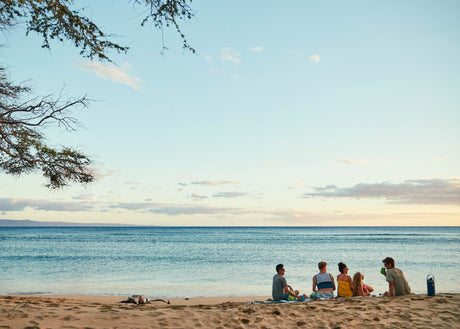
1, 1, 459, 226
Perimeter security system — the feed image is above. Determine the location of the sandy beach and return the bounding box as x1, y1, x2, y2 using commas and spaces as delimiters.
0, 293, 459, 329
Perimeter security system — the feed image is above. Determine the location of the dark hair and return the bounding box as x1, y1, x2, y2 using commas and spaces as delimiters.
338, 262, 347, 274
318, 261, 327, 270
382, 257, 395, 267
276, 264, 284, 273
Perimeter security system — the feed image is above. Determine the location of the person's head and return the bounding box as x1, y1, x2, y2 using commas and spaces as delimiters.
353, 272, 363, 296
318, 261, 327, 272
276, 264, 285, 275
353, 271, 363, 282
352, 272, 363, 295
338, 262, 348, 274
382, 257, 395, 269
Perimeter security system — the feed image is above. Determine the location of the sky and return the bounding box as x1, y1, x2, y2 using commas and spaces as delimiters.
1, 0, 459, 226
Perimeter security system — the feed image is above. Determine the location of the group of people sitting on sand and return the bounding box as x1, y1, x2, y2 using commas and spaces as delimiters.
272, 257, 411, 301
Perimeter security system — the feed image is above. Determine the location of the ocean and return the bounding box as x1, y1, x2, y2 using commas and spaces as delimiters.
0, 226, 459, 297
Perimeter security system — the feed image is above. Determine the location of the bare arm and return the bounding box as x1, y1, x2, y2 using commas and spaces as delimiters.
388, 281, 395, 297
312, 276, 317, 292
330, 274, 336, 291
348, 276, 353, 288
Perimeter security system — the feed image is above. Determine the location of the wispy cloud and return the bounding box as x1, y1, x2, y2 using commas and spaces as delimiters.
264, 161, 282, 167
109, 202, 162, 210
0, 198, 94, 212
109, 201, 264, 217
191, 193, 208, 201
213, 192, 248, 198
72, 194, 93, 201
92, 167, 117, 179
78, 61, 143, 89
292, 50, 304, 56
288, 179, 305, 189
188, 180, 240, 186
341, 158, 365, 165
267, 209, 317, 223
220, 48, 241, 64
0, 197, 317, 223
148, 205, 248, 216
249, 46, 264, 53
303, 178, 460, 205
309, 54, 320, 64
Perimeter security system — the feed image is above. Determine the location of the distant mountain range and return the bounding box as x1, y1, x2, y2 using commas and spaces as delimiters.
0, 219, 133, 227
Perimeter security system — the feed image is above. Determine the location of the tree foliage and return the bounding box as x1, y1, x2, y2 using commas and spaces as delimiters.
0, 0, 194, 188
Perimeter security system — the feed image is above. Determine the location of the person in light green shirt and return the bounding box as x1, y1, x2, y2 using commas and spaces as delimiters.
381, 257, 411, 297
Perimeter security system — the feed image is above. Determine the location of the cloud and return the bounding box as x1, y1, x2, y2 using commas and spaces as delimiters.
0, 198, 29, 211
249, 46, 264, 53
92, 167, 117, 179
0, 198, 94, 212
191, 193, 208, 201
213, 192, 248, 198
341, 158, 365, 165
78, 61, 143, 89
314, 184, 338, 192
264, 161, 282, 167
73, 194, 93, 201
149, 205, 246, 216
267, 209, 317, 223
233, 74, 240, 80
288, 179, 304, 189
303, 178, 460, 205
124, 181, 140, 186
208, 68, 221, 73
109, 201, 256, 216
190, 180, 240, 186
309, 54, 320, 63
109, 202, 161, 210
220, 48, 241, 64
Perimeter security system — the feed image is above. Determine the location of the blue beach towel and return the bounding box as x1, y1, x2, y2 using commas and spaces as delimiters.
248, 298, 312, 304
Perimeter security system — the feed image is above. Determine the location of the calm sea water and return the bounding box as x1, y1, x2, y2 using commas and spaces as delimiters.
0, 227, 459, 297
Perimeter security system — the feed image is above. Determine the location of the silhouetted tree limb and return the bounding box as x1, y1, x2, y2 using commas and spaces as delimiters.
0, 67, 92, 188
0, 0, 195, 188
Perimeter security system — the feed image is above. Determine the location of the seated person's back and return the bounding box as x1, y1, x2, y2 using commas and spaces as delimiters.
337, 262, 353, 298
312, 261, 336, 298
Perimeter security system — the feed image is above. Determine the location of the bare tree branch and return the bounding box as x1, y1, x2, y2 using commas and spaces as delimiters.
0, 0, 195, 188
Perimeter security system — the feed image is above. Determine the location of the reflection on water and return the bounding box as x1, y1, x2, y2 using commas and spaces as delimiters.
1, 226, 459, 297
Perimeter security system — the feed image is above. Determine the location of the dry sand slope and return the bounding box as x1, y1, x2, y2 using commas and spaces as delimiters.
0, 293, 459, 329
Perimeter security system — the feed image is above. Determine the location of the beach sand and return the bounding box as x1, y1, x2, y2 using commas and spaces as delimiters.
0, 293, 459, 328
